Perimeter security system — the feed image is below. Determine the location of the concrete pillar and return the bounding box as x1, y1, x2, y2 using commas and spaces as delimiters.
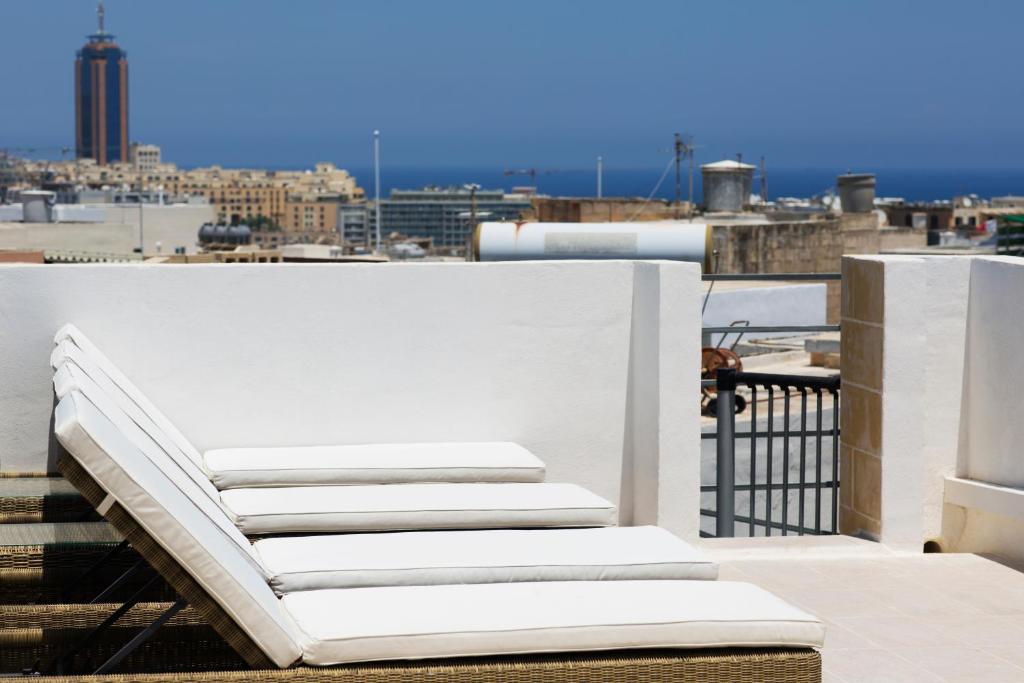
840, 255, 926, 550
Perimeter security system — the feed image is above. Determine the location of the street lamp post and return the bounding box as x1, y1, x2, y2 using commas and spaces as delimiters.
373, 130, 383, 254
137, 160, 145, 256
464, 183, 480, 261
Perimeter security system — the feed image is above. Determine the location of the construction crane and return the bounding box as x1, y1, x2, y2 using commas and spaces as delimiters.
502, 167, 562, 188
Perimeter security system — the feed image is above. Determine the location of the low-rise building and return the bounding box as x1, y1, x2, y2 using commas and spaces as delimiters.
374, 187, 533, 249
21, 155, 364, 230
129, 143, 161, 172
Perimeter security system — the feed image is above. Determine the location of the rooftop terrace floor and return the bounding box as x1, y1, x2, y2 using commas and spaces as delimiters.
702, 536, 1024, 682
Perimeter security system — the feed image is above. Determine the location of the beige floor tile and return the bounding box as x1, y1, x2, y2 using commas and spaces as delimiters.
788, 588, 902, 619
932, 615, 1024, 649
821, 620, 880, 650
822, 668, 851, 683
713, 564, 750, 581
832, 615, 965, 649
891, 646, 1024, 682
942, 584, 1024, 616
986, 647, 1024, 670
865, 583, 986, 619
823, 648, 943, 683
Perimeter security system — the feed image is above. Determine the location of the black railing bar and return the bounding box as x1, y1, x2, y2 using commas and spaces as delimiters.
699, 509, 833, 536
831, 390, 840, 534
713, 512, 833, 536
814, 387, 824, 535
703, 273, 842, 282
700, 480, 839, 493
704, 325, 840, 334
749, 383, 757, 538
782, 389, 791, 536
766, 385, 774, 537
701, 376, 841, 390
702, 430, 841, 439
733, 372, 841, 391
798, 388, 808, 533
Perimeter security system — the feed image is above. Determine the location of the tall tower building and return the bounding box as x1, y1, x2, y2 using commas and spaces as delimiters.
75, 2, 128, 165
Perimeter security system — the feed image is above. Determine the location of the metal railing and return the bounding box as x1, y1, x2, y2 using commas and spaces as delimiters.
702, 368, 840, 537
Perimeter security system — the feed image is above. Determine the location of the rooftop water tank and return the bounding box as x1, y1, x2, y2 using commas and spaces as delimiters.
837, 174, 876, 213
21, 190, 56, 223
702, 160, 755, 212
474, 222, 710, 270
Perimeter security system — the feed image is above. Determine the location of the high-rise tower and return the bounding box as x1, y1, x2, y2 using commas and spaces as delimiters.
75, 2, 128, 164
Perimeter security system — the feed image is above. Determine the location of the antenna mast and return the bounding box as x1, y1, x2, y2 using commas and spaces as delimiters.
760, 156, 767, 204
673, 133, 683, 218
97, 1, 105, 34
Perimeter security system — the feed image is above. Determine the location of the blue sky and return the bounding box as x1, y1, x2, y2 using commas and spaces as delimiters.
4, 1, 1023, 170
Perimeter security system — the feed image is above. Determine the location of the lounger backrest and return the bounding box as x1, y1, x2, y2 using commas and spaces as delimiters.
50, 344, 221, 503
52, 324, 205, 469
54, 390, 305, 668
53, 361, 263, 567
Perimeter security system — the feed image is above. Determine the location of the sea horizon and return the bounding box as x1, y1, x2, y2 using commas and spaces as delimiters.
333, 166, 1024, 204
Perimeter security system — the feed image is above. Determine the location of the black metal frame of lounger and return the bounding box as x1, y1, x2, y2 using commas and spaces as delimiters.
50, 453, 822, 682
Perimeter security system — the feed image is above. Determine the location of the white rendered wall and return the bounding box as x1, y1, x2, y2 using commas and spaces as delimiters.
958, 257, 1024, 487
919, 257, 971, 541
0, 260, 702, 538
875, 257, 927, 550
942, 257, 1024, 560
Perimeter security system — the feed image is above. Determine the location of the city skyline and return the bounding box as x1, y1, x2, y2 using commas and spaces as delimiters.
3, 1, 1024, 170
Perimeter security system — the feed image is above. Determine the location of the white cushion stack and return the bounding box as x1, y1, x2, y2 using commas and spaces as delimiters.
50, 323, 824, 667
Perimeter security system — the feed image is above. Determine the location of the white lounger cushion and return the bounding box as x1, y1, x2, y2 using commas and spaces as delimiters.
52, 361, 262, 564
221, 483, 617, 535
54, 326, 548, 492
52, 327, 206, 470
53, 391, 304, 668
284, 580, 825, 665
255, 526, 717, 593
204, 442, 545, 489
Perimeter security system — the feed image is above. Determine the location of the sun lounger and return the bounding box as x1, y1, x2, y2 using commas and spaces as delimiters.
51, 326, 546, 489
254, 526, 718, 593
52, 389, 824, 679
53, 357, 614, 534
50, 386, 710, 587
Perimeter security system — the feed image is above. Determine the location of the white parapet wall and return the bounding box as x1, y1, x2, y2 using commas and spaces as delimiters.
942, 256, 1024, 560
0, 260, 702, 539
842, 254, 1024, 558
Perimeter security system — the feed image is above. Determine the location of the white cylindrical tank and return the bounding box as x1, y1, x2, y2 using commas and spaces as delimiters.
702, 160, 755, 212
21, 190, 56, 223
837, 173, 876, 213
474, 222, 710, 269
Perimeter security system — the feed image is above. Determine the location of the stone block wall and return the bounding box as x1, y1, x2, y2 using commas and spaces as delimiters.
839, 258, 884, 537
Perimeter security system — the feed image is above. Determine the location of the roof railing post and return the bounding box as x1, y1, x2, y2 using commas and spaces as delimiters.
716, 367, 737, 538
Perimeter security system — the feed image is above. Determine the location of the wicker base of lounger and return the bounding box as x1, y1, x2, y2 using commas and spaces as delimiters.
0, 603, 242, 674
0, 546, 172, 605
0, 497, 96, 524
0, 473, 96, 522
23, 648, 821, 682
56, 455, 822, 682
0, 602, 207, 629
1, 625, 246, 675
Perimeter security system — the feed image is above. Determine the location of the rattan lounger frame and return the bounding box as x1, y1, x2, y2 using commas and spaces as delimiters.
54, 453, 822, 682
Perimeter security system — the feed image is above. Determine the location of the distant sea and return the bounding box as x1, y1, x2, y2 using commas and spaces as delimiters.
343, 166, 1024, 203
